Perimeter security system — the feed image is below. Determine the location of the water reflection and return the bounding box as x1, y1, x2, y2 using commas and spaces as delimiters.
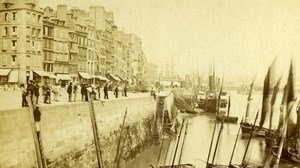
125, 92, 296, 168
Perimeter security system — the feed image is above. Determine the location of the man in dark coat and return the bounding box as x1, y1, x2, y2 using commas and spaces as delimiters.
43, 82, 51, 104
34, 81, 40, 104
103, 83, 109, 99
124, 85, 128, 97
67, 82, 73, 102
114, 85, 118, 98
81, 83, 86, 101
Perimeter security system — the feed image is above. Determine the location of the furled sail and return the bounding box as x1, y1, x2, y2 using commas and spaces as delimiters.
259, 58, 277, 128
245, 78, 255, 123
259, 68, 270, 127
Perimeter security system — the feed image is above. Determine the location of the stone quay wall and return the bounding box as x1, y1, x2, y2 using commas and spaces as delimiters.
0, 96, 156, 168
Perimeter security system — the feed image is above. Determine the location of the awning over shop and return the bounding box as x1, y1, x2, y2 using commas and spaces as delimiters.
0, 68, 11, 76
56, 74, 71, 81
48, 73, 56, 79
90, 75, 97, 78
8, 70, 18, 83
97, 75, 108, 81
33, 70, 49, 77
107, 73, 120, 81
78, 72, 91, 79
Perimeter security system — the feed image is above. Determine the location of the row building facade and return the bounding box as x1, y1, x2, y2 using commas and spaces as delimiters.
0, 0, 154, 86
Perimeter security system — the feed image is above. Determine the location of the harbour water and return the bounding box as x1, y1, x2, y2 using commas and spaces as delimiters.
125, 91, 299, 168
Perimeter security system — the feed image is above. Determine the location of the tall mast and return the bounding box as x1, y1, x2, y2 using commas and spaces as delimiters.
245, 77, 255, 123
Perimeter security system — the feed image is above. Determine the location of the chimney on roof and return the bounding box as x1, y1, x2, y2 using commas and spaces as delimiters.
57, 4, 67, 22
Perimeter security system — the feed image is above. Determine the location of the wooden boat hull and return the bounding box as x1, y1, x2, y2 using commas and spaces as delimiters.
198, 99, 218, 113
240, 122, 266, 137
207, 163, 262, 168
272, 146, 300, 164
216, 115, 238, 123
159, 164, 195, 168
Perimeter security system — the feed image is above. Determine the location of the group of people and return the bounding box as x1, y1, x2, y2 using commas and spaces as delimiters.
20, 81, 130, 107
20, 80, 52, 107
103, 83, 128, 99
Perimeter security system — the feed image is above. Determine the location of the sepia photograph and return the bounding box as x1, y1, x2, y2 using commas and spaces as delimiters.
1, 0, 300, 168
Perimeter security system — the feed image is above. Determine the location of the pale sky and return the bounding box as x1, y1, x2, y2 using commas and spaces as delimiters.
39, 0, 300, 83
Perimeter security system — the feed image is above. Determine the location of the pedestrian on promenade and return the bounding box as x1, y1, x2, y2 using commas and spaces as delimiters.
34, 81, 40, 105
85, 85, 92, 101
114, 85, 119, 98
20, 84, 28, 107
97, 84, 101, 99
67, 82, 73, 102
91, 87, 97, 100
81, 83, 87, 101
27, 80, 36, 107
43, 82, 51, 104
73, 82, 78, 102
124, 84, 128, 97
52, 83, 59, 101
103, 83, 109, 99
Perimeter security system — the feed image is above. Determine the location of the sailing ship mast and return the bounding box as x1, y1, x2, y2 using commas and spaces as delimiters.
244, 78, 255, 123
274, 60, 297, 167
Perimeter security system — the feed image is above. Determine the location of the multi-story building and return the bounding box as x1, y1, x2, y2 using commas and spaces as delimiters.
68, 8, 89, 84
43, 5, 72, 86
66, 13, 79, 82
42, 8, 55, 83
130, 34, 146, 84
0, 2, 148, 86
113, 31, 126, 78
124, 34, 133, 81
145, 63, 158, 84
0, 0, 43, 84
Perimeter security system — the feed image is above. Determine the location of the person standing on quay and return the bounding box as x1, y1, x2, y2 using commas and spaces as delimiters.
81, 83, 86, 101
73, 82, 78, 102
97, 84, 101, 99
34, 81, 40, 105
114, 85, 119, 98
20, 84, 27, 107
103, 83, 109, 99
43, 82, 51, 104
124, 84, 127, 97
67, 82, 73, 102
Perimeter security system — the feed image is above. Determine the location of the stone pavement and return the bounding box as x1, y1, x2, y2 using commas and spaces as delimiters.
0, 89, 152, 111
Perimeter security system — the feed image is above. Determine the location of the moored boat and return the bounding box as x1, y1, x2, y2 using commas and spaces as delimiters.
216, 115, 238, 123
215, 80, 238, 123
158, 164, 195, 168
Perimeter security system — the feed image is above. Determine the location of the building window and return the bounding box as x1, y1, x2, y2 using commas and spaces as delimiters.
12, 12, 16, 20
38, 15, 41, 22
26, 26, 30, 37
12, 26, 17, 36
36, 29, 40, 37
4, 27, 8, 36
4, 13, 8, 21
12, 55, 16, 62
4, 3, 9, 9
12, 40, 17, 47
2, 40, 7, 52
32, 41, 35, 49
26, 40, 30, 51
33, 13, 36, 21
32, 28, 35, 37
44, 26, 48, 36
